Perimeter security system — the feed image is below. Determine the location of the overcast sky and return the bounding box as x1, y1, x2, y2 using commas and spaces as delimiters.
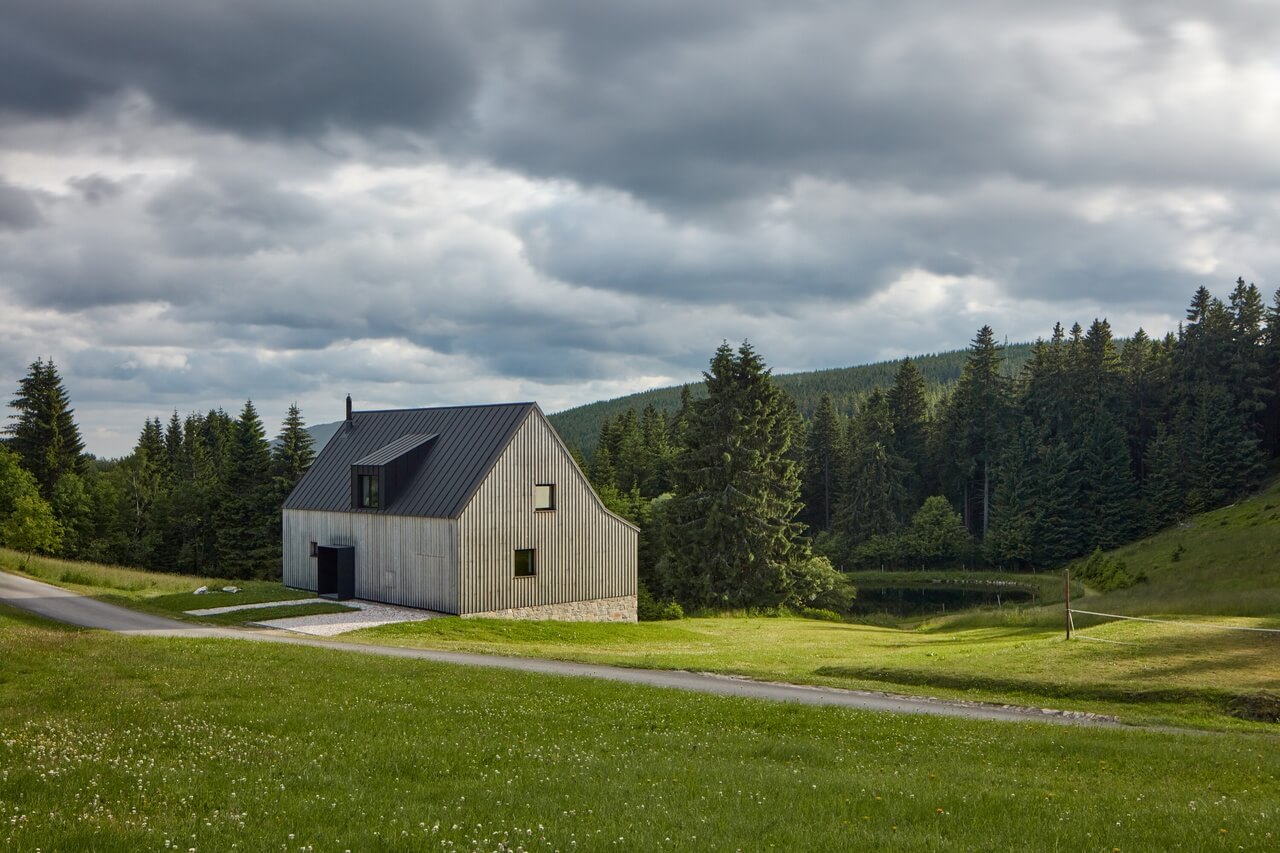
3, 1, 1278, 456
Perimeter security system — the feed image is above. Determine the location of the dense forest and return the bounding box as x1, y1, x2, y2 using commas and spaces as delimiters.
0, 280, 1274, 614
548, 342, 1037, 454
0, 361, 313, 578
584, 280, 1277, 611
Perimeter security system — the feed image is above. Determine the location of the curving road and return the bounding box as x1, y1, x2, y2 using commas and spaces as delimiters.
0, 570, 1115, 727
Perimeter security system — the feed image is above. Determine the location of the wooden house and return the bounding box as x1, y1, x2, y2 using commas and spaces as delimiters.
282, 399, 638, 621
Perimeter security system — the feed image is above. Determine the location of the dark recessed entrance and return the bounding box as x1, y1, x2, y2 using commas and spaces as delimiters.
316, 545, 355, 600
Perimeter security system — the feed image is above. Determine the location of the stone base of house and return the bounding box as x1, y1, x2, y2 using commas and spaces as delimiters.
463, 595, 637, 623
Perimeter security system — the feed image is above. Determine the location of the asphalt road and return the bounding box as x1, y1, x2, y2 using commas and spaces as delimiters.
0, 570, 1114, 727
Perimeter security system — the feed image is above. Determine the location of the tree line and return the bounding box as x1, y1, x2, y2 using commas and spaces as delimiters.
587, 280, 1277, 611
3, 279, 1274, 609
548, 342, 1038, 455
0, 358, 313, 578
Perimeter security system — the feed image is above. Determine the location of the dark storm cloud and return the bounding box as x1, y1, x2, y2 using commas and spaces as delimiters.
0, 178, 43, 230
147, 171, 328, 257
2, 0, 1278, 455
0, 0, 478, 136
68, 174, 125, 205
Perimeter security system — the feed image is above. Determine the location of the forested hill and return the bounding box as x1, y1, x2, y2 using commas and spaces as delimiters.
548, 342, 1036, 456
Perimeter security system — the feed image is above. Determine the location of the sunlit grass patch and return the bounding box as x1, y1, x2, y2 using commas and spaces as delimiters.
1, 606, 1278, 851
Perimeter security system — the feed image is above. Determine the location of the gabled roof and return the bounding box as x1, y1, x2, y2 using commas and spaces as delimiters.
283, 403, 534, 518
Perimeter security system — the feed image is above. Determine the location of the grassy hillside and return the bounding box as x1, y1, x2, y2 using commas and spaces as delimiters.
3, 606, 1278, 851
547, 342, 1036, 455
350, 480, 1280, 728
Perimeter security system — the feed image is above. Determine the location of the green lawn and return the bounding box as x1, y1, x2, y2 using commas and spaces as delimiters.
0, 548, 323, 625
2, 605, 1277, 852
342, 482, 1280, 729
4, 477, 1279, 729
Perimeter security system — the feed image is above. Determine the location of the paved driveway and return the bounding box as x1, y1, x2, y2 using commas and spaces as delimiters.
0, 570, 1115, 727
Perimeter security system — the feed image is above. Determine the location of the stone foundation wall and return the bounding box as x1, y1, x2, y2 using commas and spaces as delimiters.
463, 595, 637, 623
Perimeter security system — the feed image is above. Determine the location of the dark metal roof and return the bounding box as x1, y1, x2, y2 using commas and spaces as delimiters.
354, 432, 438, 467
283, 403, 534, 518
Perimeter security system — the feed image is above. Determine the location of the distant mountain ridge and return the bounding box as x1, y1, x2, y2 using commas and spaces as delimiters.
547, 343, 1036, 455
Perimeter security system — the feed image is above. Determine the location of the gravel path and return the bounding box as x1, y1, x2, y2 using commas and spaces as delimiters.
0, 570, 1118, 727
185, 598, 349, 616
251, 601, 441, 636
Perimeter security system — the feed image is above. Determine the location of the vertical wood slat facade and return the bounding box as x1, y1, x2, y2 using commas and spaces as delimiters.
282, 510, 458, 612
458, 411, 638, 614
282, 405, 637, 617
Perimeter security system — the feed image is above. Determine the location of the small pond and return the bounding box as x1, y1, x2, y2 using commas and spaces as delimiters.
850, 584, 1035, 616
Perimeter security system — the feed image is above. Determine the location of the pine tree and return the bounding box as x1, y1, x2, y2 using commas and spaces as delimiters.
983, 418, 1038, 568
835, 389, 906, 546
639, 404, 674, 495
1120, 328, 1169, 483
887, 359, 930, 506
164, 411, 184, 478
5, 358, 85, 496
1262, 287, 1280, 454
1142, 424, 1186, 530
939, 326, 1011, 537
272, 403, 316, 494
800, 394, 844, 532
663, 342, 807, 609
215, 401, 277, 578
1228, 278, 1271, 438
1076, 406, 1139, 550
1030, 440, 1084, 565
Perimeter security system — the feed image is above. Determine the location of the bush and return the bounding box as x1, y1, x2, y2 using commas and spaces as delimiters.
786, 555, 855, 611
637, 583, 684, 621
1074, 548, 1146, 592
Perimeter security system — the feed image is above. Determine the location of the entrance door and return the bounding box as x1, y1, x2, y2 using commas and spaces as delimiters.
316, 545, 355, 600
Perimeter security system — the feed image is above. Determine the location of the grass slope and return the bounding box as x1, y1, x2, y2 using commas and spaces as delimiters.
2, 606, 1277, 851
546, 343, 1036, 455
0, 548, 319, 624
349, 483, 1280, 729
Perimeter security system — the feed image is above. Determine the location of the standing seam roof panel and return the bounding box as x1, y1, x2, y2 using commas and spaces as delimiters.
282, 403, 536, 518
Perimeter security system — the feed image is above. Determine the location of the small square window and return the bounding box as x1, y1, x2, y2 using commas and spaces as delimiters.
534, 483, 555, 511
358, 474, 380, 508
514, 549, 536, 577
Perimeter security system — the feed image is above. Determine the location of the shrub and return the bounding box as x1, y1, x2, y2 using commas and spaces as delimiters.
1074, 548, 1146, 592
637, 583, 684, 621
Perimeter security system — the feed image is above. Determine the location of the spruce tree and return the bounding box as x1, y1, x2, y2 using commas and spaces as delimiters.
5, 358, 85, 496
836, 389, 906, 546
800, 394, 844, 532
1142, 424, 1186, 530
887, 358, 930, 507
939, 326, 1011, 537
272, 403, 316, 493
1030, 440, 1084, 565
215, 401, 277, 578
1228, 278, 1271, 438
983, 418, 1038, 568
664, 342, 807, 609
1076, 406, 1139, 550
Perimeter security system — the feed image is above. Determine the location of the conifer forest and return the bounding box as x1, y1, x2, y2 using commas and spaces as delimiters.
2, 281, 1276, 612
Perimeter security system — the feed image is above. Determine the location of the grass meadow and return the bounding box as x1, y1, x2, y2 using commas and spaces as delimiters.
347, 483, 1280, 729
2, 604, 1278, 852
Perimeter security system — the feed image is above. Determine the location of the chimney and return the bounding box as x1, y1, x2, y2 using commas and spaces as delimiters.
345, 394, 352, 423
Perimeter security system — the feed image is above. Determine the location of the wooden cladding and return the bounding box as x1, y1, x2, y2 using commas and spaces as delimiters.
457, 410, 637, 615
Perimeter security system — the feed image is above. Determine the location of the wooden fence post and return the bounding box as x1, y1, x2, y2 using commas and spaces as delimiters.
1064, 568, 1072, 640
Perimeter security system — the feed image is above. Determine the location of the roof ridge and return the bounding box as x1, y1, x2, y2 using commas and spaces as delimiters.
352, 402, 535, 414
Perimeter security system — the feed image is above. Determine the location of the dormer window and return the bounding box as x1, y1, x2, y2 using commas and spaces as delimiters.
350, 432, 437, 511
358, 474, 380, 508
534, 483, 555, 511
